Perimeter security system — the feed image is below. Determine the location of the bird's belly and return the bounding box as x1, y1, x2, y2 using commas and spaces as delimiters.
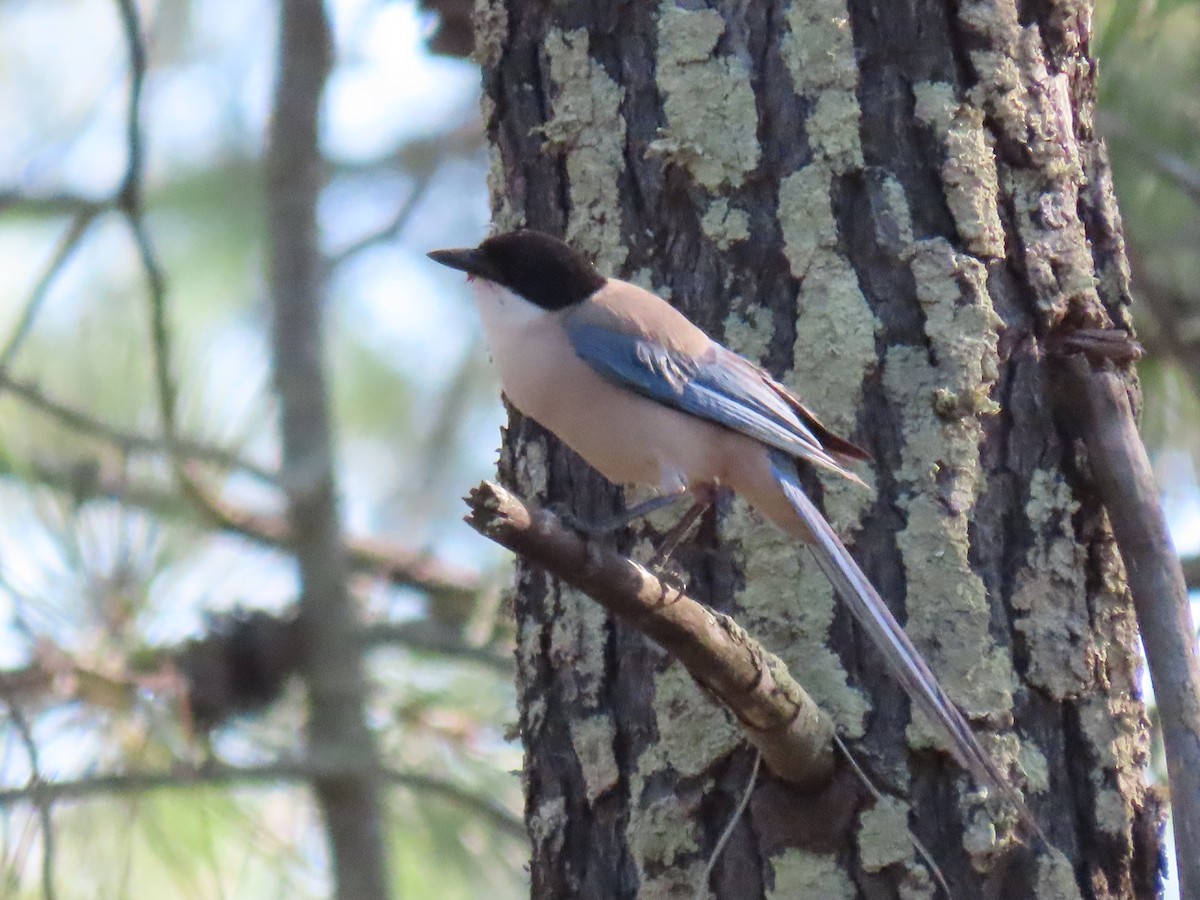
499, 346, 730, 491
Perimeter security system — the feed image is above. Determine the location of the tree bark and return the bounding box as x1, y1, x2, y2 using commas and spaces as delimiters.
267, 1, 390, 896
480, 1, 1166, 897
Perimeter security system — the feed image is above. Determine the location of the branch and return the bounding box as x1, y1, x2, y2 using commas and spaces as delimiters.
1053, 355, 1200, 898
0, 370, 278, 485
0, 761, 524, 839
0, 610, 509, 731
325, 174, 435, 271
0, 692, 57, 900
361, 620, 512, 674
1183, 556, 1200, 596
0, 192, 109, 219
0, 452, 480, 605
1100, 111, 1200, 208
464, 481, 836, 789
0, 211, 100, 371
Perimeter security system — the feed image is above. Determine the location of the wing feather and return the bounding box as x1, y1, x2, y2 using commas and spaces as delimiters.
565, 318, 865, 483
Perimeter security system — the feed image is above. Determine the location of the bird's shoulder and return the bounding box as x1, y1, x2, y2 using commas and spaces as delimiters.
567, 279, 713, 358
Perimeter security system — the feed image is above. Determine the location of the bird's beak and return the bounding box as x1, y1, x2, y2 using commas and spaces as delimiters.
427, 247, 497, 281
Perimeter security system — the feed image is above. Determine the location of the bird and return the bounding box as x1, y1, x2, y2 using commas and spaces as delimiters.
428, 228, 1027, 821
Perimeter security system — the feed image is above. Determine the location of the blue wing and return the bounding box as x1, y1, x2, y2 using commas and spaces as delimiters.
565, 319, 860, 479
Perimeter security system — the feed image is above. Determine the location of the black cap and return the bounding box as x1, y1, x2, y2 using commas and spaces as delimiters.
428, 229, 605, 311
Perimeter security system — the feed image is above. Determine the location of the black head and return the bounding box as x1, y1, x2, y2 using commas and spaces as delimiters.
428, 229, 606, 311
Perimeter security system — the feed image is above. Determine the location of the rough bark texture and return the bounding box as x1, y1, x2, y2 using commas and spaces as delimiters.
267, 1, 390, 896
480, 1, 1164, 897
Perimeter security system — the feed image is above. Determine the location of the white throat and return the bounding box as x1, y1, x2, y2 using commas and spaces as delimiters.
471, 280, 550, 360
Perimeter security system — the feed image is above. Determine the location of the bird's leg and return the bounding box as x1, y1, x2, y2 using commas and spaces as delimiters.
551, 486, 691, 537
648, 493, 714, 571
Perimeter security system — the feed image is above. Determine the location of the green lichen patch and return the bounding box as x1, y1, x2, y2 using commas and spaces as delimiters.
1019, 740, 1051, 794
700, 198, 750, 250
907, 240, 1003, 396
528, 794, 568, 859
790, 252, 879, 432
724, 498, 869, 738
769, 849, 856, 898
649, 4, 759, 190
782, 0, 857, 94
569, 714, 620, 805
1077, 691, 1147, 837
781, 0, 863, 173
471, 0, 507, 69
1011, 468, 1092, 698
627, 662, 735, 893
857, 796, 913, 872
778, 164, 838, 280
897, 489, 1016, 725
629, 788, 702, 876
883, 240, 1015, 733
1034, 850, 1085, 900
777, 163, 878, 434
721, 304, 773, 364
875, 173, 916, 250
806, 92, 865, 173
548, 586, 613, 709
541, 29, 628, 272
885, 339, 1015, 733
954, 6, 1103, 325
912, 81, 1005, 259
637, 662, 742, 780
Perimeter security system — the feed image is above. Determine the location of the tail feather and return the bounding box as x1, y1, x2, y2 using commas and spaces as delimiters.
770, 451, 1039, 833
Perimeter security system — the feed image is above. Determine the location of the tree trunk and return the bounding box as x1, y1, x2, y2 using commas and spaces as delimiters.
481, 1, 1164, 896
267, 1, 390, 896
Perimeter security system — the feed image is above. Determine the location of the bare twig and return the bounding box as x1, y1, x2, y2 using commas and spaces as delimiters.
0, 192, 108, 218
1054, 355, 1200, 899
1183, 556, 1200, 595
0, 370, 277, 485
112, 0, 184, 469
1127, 249, 1200, 403
361, 620, 512, 674
325, 174, 435, 271
1100, 111, 1200, 208
696, 750, 760, 900
0, 211, 100, 371
831, 735, 952, 900
0, 609, 508, 727
0, 452, 482, 604
0, 694, 56, 900
464, 481, 836, 788
0, 761, 523, 839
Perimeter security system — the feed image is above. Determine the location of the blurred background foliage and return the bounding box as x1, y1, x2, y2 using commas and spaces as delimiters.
0, 0, 1196, 895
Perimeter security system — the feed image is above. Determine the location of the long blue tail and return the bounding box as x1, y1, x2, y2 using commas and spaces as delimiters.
770, 450, 1039, 832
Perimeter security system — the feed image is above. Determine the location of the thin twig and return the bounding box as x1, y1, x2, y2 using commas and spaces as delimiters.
0, 452, 482, 604
0, 370, 278, 485
832, 734, 952, 900
325, 174, 435, 271
0, 192, 108, 218
0, 694, 57, 900
465, 480, 837, 788
1183, 556, 1200, 596
0, 211, 100, 371
1100, 111, 1200, 207
360, 620, 512, 674
112, 0, 181, 458
696, 750, 760, 900
0, 761, 524, 839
